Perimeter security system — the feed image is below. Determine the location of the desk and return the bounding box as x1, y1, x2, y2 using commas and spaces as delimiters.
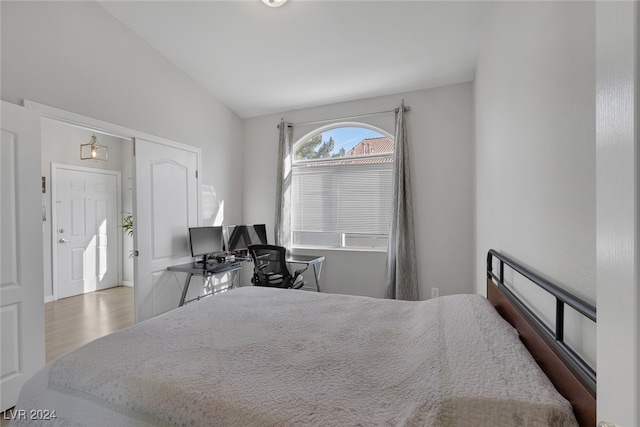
167, 261, 243, 306
286, 254, 325, 292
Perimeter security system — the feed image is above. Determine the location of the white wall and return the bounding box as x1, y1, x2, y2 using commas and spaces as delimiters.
1, 0, 244, 229
474, 0, 596, 366
243, 83, 474, 299
475, 1, 595, 299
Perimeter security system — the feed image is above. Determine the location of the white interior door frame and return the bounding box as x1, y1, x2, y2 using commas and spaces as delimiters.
51, 163, 122, 301
595, 2, 639, 426
24, 101, 203, 321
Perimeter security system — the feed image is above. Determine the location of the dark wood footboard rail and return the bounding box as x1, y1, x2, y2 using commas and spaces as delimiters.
486, 249, 596, 427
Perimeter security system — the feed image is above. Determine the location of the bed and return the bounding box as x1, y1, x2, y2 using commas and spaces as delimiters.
13, 250, 595, 426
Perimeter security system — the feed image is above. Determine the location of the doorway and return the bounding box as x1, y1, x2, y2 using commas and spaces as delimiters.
41, 118, 134, 303
31, 100, 202, 323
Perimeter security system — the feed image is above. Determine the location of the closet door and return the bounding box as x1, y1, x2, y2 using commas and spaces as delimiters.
0, 101, 45, 411
133, 138, 199, 322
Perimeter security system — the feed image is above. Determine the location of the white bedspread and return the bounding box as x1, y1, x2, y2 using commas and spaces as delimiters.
14, 287, 577, 426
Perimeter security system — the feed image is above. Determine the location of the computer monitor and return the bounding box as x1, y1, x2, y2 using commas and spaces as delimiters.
226, 224, 268, 252
188, 226, 223, 264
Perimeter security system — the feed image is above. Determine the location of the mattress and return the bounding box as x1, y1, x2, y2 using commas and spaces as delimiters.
13, 287, 577, 426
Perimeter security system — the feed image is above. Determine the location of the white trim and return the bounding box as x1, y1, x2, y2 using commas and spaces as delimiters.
44, 295, 54, 303
52, 162, 123, 177
50, 163, 121, 301
595, 1, 638, 425
120, 281, 134, 287
291, 245, 386, 253
24, 100, 198, 153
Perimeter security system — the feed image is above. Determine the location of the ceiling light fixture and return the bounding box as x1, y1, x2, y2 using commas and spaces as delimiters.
80, 135, 108, 161
261, 0, 288, 7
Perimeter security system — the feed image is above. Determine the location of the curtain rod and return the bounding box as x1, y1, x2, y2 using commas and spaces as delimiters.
277, 105, 410, 128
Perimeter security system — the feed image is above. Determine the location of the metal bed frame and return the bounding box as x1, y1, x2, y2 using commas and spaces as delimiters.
486, 249, 596, 427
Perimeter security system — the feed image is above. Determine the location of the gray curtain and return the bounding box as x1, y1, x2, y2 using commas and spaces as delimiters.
274, 119, 293, 247
385, 101, 418, 300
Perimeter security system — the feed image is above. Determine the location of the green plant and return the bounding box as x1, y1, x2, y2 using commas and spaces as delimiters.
122, 214, 134, 237
122, 213, 135, 258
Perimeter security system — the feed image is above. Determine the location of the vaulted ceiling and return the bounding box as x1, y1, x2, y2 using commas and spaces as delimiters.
98, 1, 492, 118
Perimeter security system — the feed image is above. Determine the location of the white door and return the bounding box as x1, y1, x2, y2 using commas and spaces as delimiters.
133, 138, 199, 322
53, 165, 120, 299
0, 101, 45, 411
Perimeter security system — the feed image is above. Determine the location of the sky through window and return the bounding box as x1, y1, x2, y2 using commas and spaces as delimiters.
321, 127, 385, 155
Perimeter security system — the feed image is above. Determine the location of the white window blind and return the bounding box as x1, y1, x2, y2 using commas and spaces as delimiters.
291, 158, 393, 248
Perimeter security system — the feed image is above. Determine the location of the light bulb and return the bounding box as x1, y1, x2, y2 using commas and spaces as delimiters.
261, 0, 288, 7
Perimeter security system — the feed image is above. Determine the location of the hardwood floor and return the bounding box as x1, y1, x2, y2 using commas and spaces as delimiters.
45, 286, 134, 363
1, 287, 133, 425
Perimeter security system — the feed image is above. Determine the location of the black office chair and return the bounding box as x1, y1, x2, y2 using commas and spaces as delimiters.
247, 244, 307, 289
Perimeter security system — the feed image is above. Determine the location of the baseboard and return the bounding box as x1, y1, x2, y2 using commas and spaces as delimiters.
120, 281, 134, 287
44, 295, 54, 303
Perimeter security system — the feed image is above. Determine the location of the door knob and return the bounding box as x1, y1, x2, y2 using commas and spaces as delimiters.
59, 238, 71, 244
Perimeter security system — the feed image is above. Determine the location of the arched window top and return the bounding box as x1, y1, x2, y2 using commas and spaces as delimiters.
293, 123, 393, 162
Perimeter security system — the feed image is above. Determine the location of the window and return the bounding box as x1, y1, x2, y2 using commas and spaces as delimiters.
291, 125, 394, 250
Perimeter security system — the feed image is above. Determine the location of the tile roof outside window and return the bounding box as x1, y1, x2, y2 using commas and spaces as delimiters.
296, 136, 394, 167
345, 136, 394, 157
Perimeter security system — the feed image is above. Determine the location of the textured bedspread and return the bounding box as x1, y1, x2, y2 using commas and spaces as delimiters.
15, 287, 577, 426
